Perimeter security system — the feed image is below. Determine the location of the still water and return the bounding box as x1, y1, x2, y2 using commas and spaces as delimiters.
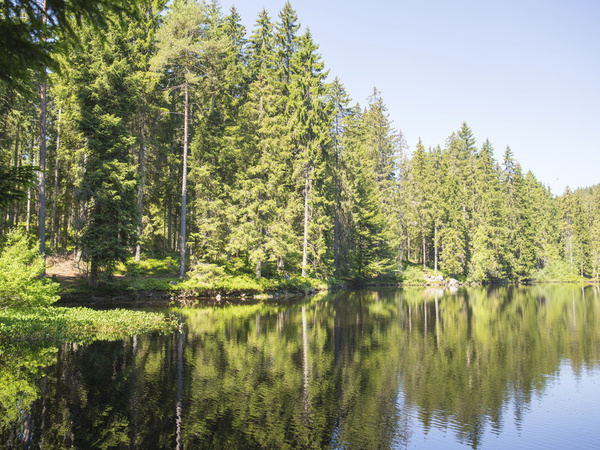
3, 285, 600, 449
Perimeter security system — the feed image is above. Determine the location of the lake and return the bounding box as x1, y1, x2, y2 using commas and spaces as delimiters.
3, 285, 600, 448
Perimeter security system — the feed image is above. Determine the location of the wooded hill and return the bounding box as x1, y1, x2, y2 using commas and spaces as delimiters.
1, 0, 598, 286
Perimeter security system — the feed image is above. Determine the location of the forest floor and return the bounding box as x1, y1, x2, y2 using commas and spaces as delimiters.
46, 253, 178, 305
46, 253, 91, 293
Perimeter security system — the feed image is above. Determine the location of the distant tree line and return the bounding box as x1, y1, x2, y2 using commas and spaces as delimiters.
1, 0, 599, 285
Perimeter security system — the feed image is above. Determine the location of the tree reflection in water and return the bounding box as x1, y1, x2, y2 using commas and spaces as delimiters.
3, 285, 600, 448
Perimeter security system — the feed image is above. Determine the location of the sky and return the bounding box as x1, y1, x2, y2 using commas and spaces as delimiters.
219, 0, 600, 196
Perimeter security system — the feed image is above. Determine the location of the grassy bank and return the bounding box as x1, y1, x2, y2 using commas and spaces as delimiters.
50, 254, 599, 303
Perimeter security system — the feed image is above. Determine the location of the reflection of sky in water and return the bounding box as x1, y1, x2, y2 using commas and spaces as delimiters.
400, 362, 600, 449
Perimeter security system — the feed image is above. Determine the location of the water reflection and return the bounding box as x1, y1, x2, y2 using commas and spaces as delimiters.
3, 285, 600, 448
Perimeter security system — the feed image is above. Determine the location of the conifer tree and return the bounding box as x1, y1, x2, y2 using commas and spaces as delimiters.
152, 0, 207, 278
407, 139, 432, 269
274, 1, 299, 92
228, 9, 282, 277
70, 17, 139, 287
439, 135, 468, 277
328, 77, 351, 276
289, 30, 332, 277
501, 147, 535, 279
469, 139, 506, 281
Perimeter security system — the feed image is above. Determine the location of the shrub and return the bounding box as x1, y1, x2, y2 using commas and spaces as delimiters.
0, 229, 60, 307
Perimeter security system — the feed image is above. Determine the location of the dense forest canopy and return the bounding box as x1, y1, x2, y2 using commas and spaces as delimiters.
1, 0, 599, 285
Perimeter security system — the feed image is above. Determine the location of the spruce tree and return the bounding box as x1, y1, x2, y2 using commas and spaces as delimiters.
328, 77, 351, 276
469, 139, 506, 281
71, 18, 138, 287
152, 0, 207, 278
288, 30, 332, 277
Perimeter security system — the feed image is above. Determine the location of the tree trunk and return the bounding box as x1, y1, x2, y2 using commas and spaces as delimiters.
434, 225, 438, 275
135, 117, 146, 262
581, 242, 584, 277
89, 257, 98, 288
179, 74, 189, 278
301, 164, 310, 278
50, 108, 61, 250
398, 238, 403, 274
569, 232, 573, 275
333, 206, 339, 277
167, 194, 172, 251
26, 152, 32, 233
10, 123, 20, 227
38, 0, 47, 271
422, 232, 426, 270
333, 137, 340, 277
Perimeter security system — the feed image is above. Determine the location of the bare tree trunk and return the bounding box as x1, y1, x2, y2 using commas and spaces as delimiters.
38, 0, 47, 273
179, 74, 189, 278
10, 123, 20, 227
89, 256, 98, 288
398, 238, 403, 274
135, 118, 146, 262
26, 151, 33, 233
333, 208, 339, 276
434, 225, 438, 275
167, 195, 172, 251
422, 232, 426, 270
301, 164, 310, 278
50, 108, 61, 250
569, 233, 573, 275
333, 136, 340, 277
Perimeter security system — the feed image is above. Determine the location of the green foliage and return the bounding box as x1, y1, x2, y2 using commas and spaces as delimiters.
0, 343, 57, 431
69, 15, 140, 284
0, 306, 177, 344
176, 260, 327, 296
0, 229, 59, 307
531, 259, 584, 282
0, 164, 37, 209
1, 1, 596, 288
116, 256, 178, 277
398, 261, 439, 285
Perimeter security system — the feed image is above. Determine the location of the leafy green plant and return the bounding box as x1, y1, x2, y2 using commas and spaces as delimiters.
0, 229, 60, 307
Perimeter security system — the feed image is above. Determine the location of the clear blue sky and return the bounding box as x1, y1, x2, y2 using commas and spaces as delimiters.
219, 0, 600, 195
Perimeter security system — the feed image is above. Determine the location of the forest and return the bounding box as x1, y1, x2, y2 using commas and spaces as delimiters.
1, 0, 599, 288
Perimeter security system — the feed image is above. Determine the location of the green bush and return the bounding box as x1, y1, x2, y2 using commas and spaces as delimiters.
532, 259, 584, 282
174, 262, 330, 297
0, 229, 60, 307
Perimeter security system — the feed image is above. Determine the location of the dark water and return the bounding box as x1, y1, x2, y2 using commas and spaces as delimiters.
3, 285, 600, 449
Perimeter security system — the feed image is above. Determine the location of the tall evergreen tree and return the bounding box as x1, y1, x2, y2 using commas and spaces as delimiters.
70, 17, 139, 287
289, 30, 331, 277
152, 0, 207, 278
328, 77, 351, 276
469, 139, 506, 281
